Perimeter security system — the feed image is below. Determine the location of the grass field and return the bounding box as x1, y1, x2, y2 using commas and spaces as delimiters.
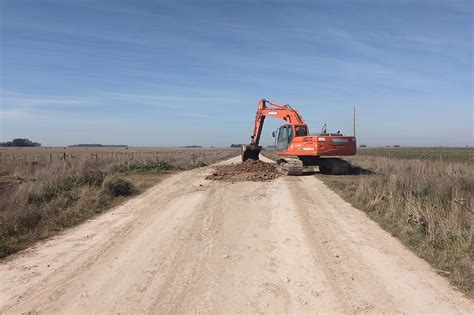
319, 147, 474, 296
356, 147, 474, 164
0, 147, 239, 257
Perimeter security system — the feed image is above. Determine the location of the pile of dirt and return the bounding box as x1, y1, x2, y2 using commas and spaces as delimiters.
206, 160, 281, 182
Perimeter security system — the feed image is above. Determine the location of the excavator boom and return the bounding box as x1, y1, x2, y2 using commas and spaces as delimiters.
250, 99, 305, 146
242, 99, 308, 160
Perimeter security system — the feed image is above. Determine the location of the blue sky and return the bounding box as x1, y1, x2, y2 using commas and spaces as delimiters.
0, 0, 472, 147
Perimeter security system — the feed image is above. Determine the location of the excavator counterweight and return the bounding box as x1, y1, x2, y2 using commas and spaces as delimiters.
242, 99, 356, 175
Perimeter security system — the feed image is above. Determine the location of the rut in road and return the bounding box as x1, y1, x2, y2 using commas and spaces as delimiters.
0, 156, 472, 313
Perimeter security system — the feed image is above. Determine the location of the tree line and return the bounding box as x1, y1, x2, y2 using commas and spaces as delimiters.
0, 138, 41, 147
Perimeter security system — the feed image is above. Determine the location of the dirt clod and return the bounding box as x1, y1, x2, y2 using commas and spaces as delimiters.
206, 160, 281, 182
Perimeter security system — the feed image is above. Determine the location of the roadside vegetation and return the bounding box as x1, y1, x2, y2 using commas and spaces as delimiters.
263, 147, 473, 296
323, 148, 473, 297
0, 147, 238, 258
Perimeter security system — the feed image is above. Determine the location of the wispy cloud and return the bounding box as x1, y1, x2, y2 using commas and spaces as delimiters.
0, 108, 30, 120
1, 91, 95, 109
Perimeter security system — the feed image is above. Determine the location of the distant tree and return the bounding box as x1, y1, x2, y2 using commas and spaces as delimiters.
0, 138, 41, 147
359, 144, 367, 148
393, 145, 401, 148
230, 144, 241, 148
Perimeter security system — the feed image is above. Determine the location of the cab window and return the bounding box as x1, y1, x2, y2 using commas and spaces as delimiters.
295, 126, 307, 137
276, 126, 289, 151
287, 125, 294, 143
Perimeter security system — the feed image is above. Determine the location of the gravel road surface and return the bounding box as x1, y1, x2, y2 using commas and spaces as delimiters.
1, 156, 472, 313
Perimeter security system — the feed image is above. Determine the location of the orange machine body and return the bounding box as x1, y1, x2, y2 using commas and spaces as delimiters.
275, 124, 356, 157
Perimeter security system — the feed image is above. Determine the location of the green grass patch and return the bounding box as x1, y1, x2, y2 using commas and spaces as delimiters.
28, 176, 79, 204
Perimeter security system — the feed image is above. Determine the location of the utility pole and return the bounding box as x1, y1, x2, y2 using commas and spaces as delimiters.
353, 106, 356, 137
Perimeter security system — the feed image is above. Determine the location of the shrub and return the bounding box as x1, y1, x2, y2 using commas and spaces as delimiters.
28, 177, 78, 204
80, 169, 105, 186
105, 177, 135, 197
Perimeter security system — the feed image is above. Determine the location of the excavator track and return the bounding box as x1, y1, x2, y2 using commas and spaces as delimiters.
277, 158, 303, 176
318, 158, 350, 175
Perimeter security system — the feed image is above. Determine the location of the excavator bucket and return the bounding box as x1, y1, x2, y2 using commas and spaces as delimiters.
241, 145, 261, 161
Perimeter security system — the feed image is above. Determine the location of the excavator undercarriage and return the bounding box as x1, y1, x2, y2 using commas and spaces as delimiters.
298, 156, 350, 175
241, 147, 350, 175
276, 158, 304, 176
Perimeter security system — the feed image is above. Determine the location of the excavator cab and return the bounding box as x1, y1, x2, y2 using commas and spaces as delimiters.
275, 125, 292, 151
274, 124, 308, 151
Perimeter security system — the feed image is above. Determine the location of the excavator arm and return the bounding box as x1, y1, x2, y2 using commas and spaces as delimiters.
242, 99, 307, 160
250, 99, 306, 146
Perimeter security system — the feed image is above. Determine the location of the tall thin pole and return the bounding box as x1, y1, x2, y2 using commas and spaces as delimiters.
353, 106, 356, 137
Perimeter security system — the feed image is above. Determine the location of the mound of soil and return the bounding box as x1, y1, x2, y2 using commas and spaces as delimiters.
206, 160, 281, 182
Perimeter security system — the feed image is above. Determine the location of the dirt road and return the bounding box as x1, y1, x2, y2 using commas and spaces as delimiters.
1, 156, 472, 313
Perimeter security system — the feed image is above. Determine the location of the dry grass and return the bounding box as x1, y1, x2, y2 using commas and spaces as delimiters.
321, 150, 473, 297
0, 147, 238, 257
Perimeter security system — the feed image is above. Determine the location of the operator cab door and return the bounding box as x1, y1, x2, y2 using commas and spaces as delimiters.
276, 125, 294, 151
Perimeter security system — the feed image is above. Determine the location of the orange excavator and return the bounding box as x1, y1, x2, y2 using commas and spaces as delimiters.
242, 99, 356, 175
